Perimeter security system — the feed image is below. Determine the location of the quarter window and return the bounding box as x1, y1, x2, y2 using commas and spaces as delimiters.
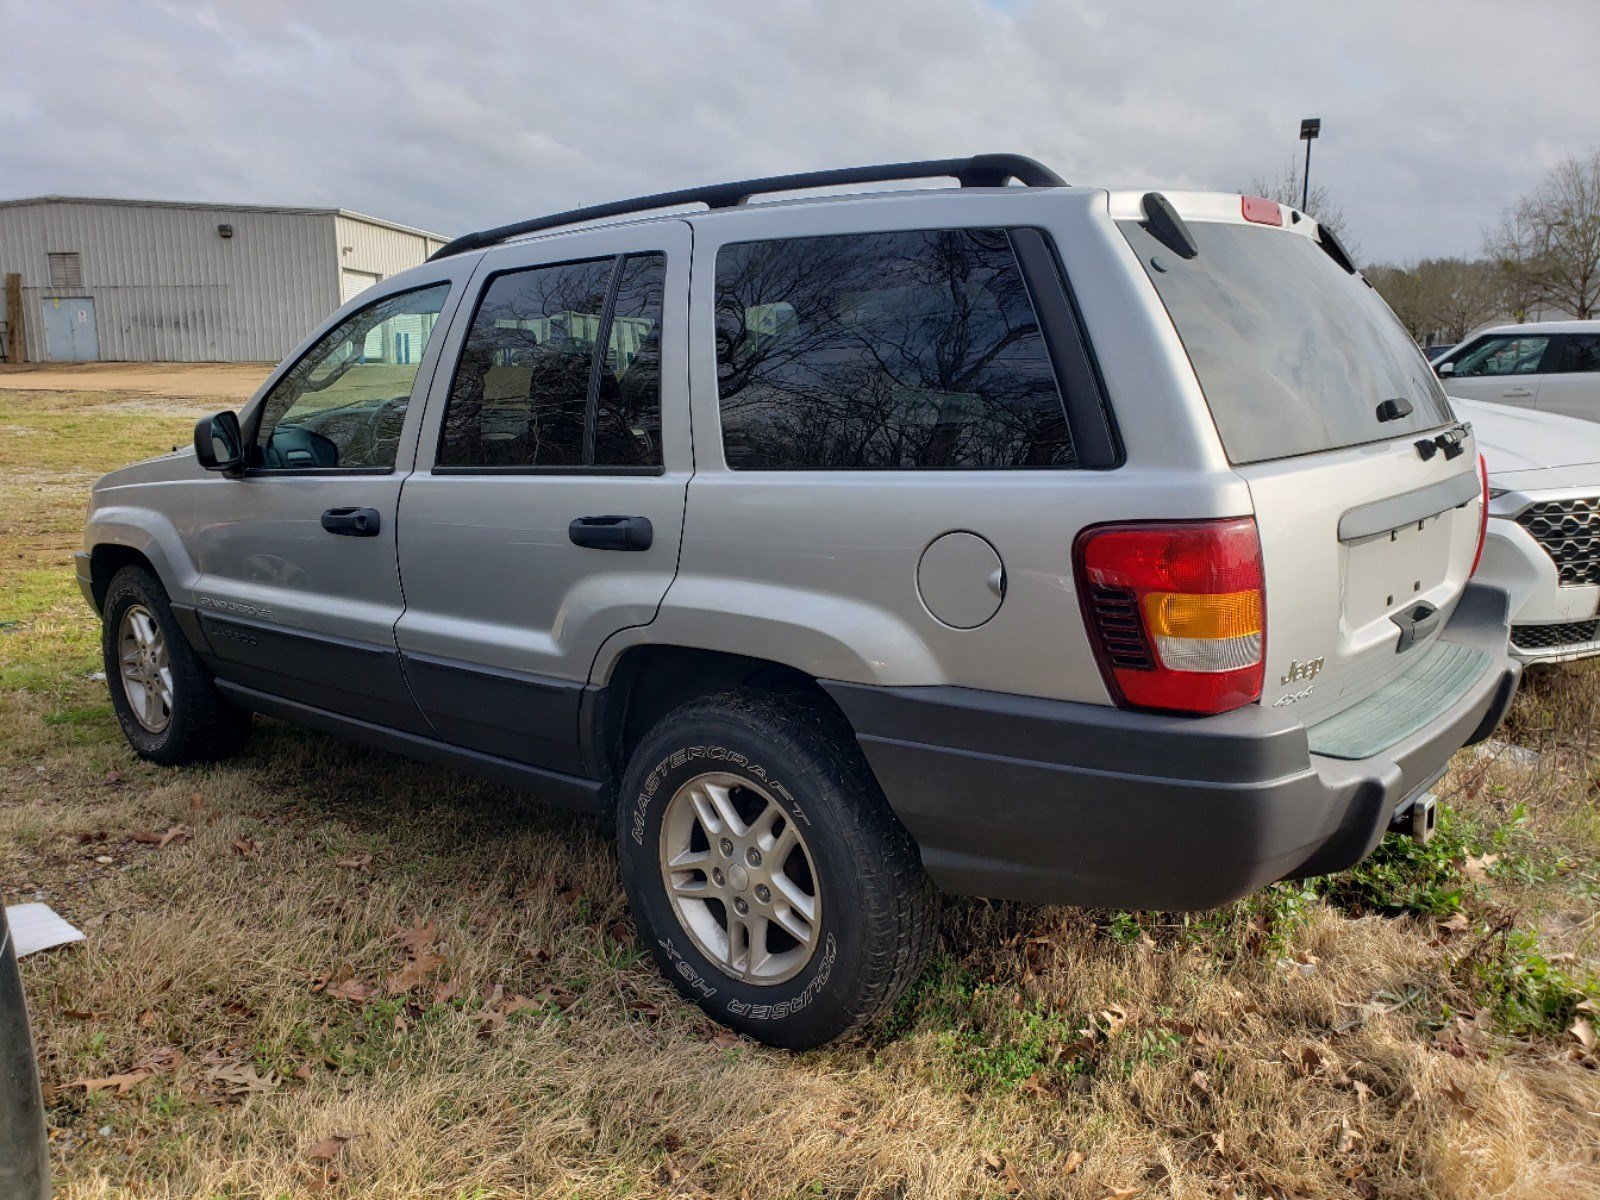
1557, 334, 1600, 374
713, 229, 1073, 470
438, 253, 666, 469
1451, 335, 1552, 378
254, 284, 450, 470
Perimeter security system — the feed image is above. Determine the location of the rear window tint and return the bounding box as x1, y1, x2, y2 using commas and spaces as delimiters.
714, 229, 1073, 470
1119, 220, 1452, 464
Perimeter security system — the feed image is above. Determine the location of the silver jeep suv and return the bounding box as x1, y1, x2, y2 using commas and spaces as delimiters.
79, 156, 1519, 1047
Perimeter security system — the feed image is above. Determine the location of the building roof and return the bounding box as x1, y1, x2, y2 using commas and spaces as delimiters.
0, 194, 448, 242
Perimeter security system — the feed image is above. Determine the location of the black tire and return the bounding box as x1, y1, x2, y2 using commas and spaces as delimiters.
617, 688, 939, 1048
101, 564, 251, 765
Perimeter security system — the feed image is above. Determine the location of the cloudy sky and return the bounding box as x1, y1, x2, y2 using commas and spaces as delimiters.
2, 0, 1596, 265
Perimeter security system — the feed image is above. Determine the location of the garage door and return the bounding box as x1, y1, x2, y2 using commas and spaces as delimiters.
341, 270, 381, 304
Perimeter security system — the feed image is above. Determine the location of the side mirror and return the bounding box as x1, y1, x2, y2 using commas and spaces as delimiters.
1436, 361, 1456, 377
194, 411, 245, 472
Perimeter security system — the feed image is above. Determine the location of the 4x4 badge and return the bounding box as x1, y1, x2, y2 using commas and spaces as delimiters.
1280, 657, 1324, 685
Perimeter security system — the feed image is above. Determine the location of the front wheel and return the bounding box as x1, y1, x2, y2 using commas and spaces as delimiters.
617, 689, 938, 1048
101, 564, 251, 764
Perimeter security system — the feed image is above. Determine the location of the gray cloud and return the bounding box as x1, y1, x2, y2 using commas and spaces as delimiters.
2, 0, 1596, 263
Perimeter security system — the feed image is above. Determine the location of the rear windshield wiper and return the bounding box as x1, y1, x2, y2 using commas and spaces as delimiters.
1376, 397, 1413, 422
1140, 192, 1199, 260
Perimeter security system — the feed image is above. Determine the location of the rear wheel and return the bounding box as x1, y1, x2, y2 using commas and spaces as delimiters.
101, 565, 251, 764
617, 689, 938, 1048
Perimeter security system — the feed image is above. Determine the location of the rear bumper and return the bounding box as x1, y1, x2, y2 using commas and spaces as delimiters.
822, 583, 1520, 911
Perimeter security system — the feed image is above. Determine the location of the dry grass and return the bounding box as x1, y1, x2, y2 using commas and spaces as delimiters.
2, 374, 1597, 1200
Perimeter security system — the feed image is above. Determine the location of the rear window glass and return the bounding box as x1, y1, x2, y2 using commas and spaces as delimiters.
1119, 219, 1452, 464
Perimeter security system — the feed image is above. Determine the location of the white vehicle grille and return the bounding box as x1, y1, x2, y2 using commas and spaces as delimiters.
1516, 498, 1600, 587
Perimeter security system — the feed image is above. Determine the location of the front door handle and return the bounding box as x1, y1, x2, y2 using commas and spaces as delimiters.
1502, 387, 1535, 398
568, 514, 653, 551
320, 507, 381, 537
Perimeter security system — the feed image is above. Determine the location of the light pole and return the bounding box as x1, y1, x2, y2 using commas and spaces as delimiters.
1299, 118, 1321, 211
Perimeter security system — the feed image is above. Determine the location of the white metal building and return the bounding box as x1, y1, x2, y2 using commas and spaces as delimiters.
0, 197, 447, 363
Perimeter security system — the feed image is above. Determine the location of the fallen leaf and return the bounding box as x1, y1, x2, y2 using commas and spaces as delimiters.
325, 978, 378, 1004
204, 1061, 275, 1097
70, 1070, 151, 1095
1061, 1150, 1085, 1176
532, 983, 576, 1010
1103, 1187, 1143, 1199
292, 1063, 314, 1081
334, 852, 372, 870
130, 831, 163, 844
230, 837, 259, 858
627, 998, 662, 1021
708, 1028, 744, 1049
190, 793, 205, 812
386, 947, 445, 994
1097, 1005, 1129, 1036
1298, 1043, 1332, 1076
555, 884, 583, 904
1440, 1088, 1472, 1126
1351, 1078, 1373, 1106
157, 825, 190, 848
101, 770, 124, 786
1190, 1068, 1211, 1095
304, 1133, 352, 1162
1572, 1017, 1597, 1054
1337, 1115, 1363, 1153
431, 977, 462, 1006
393, 920, 436, 953
1462, 853, 1499, 882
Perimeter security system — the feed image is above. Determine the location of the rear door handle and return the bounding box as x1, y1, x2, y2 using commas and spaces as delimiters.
320, 507, 381, 537
568, 515, 653, 551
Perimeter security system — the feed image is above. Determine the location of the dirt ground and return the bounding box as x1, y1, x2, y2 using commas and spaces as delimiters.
0, 362, 271, 404
2, 366, 1598, 1199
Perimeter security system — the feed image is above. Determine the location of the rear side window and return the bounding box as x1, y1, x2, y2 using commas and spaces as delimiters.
1557, 334, 1600, 374
713, 229, 1074, 470
438, 253, 665, 469
1119, 220, 1453, 465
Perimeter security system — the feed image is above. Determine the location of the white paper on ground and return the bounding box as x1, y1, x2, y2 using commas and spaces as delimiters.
6, 903, 86, 957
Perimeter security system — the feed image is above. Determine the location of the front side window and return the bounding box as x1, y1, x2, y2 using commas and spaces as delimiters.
1451, 334, 1553, 378
438, 253, 666, 469
714, 229, 1073, 470
1557, 334, 1600, 374
254, 284, 450, 470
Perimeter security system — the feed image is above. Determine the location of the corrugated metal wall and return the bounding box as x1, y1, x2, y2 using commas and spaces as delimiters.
336, 214, 445, 284
0, 200, 339, 362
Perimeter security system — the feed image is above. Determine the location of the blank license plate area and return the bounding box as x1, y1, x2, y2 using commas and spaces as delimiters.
1343, 513, 1453, 630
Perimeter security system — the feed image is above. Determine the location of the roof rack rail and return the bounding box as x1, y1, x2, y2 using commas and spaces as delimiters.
429, 154, 1065, 261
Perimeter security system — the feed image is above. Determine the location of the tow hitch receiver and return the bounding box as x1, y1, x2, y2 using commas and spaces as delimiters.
1392, 793, 1438, 844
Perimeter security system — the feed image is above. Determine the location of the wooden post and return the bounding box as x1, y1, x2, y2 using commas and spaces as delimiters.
3, 273, 23, 364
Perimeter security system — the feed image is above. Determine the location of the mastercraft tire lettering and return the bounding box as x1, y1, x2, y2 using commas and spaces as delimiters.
616, 690, 938, 1049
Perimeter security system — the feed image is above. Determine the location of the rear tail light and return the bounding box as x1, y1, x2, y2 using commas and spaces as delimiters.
1470, 453, 1490, 577
1074, 518, 1266, 715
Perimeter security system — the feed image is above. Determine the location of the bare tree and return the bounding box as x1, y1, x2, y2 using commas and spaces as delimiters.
1366, 257, 1503, 344
1247, 160, 1355, 252
1484, 149, 1600, 320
